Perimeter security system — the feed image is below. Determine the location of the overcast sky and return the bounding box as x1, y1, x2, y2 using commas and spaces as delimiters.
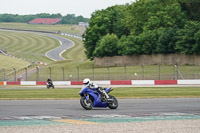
0, 0, 134, 18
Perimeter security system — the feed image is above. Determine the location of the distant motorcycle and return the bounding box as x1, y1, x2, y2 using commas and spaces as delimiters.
79, 85, 118, 110
47, 81, 54, 89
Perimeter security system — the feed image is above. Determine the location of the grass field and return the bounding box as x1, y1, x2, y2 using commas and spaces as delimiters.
0, 23, 83, 35
0, 87, 199, 99
0, 30, 59, 64
0, 55, 31, 71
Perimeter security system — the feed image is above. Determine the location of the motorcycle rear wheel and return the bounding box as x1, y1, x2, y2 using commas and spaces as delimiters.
80, 97, 93, 110
107, 95, 118, 109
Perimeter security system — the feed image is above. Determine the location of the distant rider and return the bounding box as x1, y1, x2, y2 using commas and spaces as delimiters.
83, 78, 110, 99
47, 78, 52, 84
47, 78, 54, 88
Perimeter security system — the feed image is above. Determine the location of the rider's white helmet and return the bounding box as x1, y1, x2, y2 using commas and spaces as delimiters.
83, 78, 91, 85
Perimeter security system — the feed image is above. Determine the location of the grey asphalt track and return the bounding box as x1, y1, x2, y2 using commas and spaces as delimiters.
0, 98, 200, 119
44, 34, 74, 61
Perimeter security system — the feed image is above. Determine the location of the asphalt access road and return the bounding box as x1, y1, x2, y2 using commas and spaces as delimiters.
0, 98, 200, 119
43, 34, 74, 61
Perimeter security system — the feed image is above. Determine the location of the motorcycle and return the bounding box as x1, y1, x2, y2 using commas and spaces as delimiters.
46, 81, 55, 89
79, 85, 118, 110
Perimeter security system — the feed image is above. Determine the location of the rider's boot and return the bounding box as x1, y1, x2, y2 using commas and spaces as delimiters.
101, 90, 113, 103
102, 90, 109, 99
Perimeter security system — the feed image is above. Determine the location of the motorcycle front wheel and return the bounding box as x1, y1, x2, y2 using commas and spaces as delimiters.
80, 97, 93, 110
107, 95, 118, 109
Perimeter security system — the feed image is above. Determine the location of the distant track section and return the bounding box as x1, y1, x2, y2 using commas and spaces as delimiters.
0, 28, 56, 34
44, 34, 74, 61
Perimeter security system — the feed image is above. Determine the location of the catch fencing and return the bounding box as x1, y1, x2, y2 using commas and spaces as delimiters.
0, 65, 200, 81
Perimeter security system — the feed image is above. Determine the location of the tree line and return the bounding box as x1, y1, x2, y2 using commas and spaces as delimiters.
83, 0, 200, 60
0, 13, 89, 24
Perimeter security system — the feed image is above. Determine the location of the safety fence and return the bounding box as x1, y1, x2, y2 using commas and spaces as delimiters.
0, 64, 37, 81
0, 65, 200, 81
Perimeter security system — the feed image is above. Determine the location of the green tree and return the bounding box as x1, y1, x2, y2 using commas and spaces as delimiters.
0, 13, 88, 24
157, 27, 178, 54
83, 5, 129, 59
176, 21, 200, 54
122, 0, 187, 55
93, 34, 119, 57
140, 29, 162, 54
193, 30, 200, 54
179, 0, 200, 21
118, 34, 142, 55
124, 0, 186, 35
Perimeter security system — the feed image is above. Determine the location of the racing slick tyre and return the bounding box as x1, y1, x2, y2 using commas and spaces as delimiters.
80, 97, 93, 110
107, 95, 118, 109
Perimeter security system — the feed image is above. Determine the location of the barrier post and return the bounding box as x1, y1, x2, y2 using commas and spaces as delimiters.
124, 65, 127, 80
13, 68, 16, 81
92, 67, 94, 80
141, 65, 144, 80
25, 68, 27, 81
3, 68, 5, 81
174, 64, 178, 80
107, 67, 110, 80
192, 65, 195, 79
36, 66, 39, 81
62, 67, 65, 81
77, 67, 79, 81
49, 67, 51, 79
175, 64, 178, 80
159, 65, 161, 80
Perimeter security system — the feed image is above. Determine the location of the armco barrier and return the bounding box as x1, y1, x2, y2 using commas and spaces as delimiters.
132, 80, 154, 85
71, 81, 83, 85
6, 81, 20, 85
0, 81, 4, 85
21, 81, 36, 85
111, 80, 132, 85
1, 80, 200, 86
36, 81, 46, 85
52, 81, 70, 86
154, 80, 177, 85
178, 80, 200, 85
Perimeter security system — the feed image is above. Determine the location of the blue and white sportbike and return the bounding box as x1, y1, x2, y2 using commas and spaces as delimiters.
79, 85, 118, 110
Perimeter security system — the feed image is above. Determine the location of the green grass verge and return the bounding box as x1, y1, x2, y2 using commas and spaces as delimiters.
0, 87, 200, 100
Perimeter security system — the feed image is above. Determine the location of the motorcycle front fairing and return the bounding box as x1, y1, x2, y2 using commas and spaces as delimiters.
79, 85, 107, 107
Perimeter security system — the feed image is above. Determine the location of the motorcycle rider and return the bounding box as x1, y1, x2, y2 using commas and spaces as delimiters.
47, 78, 54, 88
47, 78, 52, 83
83, 78, 110, 99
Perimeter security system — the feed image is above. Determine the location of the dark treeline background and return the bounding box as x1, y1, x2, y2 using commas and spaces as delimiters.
83, 0, 200, 60
0, 13, 89, 24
